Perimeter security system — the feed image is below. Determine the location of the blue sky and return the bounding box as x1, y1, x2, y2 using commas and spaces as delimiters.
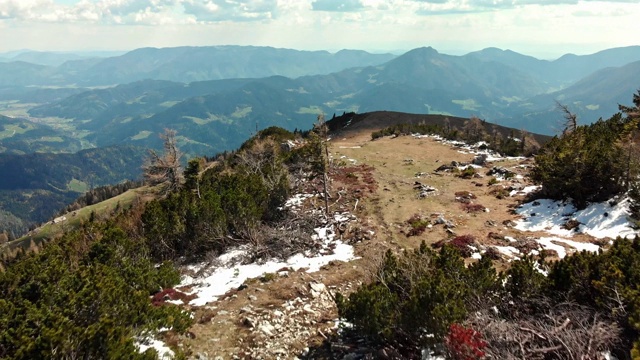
0, 0, 637, 59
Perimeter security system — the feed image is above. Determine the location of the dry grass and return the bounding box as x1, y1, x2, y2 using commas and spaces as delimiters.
160, 127, 599, 357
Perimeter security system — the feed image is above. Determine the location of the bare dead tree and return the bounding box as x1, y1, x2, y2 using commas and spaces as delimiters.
469, 302, 620, 360
556, 101, 578, 135
235, 140, 290, 192
463, 116, 486, 143
619, 89, 640, 120
315, 113, 331, 216
142, 129, 183, 194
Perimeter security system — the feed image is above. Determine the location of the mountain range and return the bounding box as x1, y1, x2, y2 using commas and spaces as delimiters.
0, 46, 396, 87
1, 44, 640, 235
2, 44, 637, 153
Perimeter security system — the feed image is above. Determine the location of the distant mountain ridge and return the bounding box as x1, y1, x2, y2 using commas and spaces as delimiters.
16, 44, 640, 155
503, 60, 640, 134
467, 45, 640, 88
1, 44, 639, 156
0, 46, 397, 87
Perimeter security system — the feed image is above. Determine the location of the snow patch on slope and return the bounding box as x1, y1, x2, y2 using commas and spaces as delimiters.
515, 197, 636, 239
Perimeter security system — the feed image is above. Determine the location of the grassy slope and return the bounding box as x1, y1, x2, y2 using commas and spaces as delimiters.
0, 186, 152, 257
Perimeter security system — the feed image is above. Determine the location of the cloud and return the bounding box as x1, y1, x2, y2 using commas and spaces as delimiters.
0, 0, 56, 20
311, 0, 365, 12
410, 0, 638, 14
0, 0, 181, 23
0, 0, 277, 24
182, 0, 277, 22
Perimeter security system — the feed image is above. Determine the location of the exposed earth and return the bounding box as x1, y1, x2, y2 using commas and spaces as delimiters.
154, 125, 621, 359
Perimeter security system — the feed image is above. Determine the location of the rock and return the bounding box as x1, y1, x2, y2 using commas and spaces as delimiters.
243, 317, 256, 328
259, 322, 275, 336
303, 304, 318, 315
435, 164, 454, 172
487, 166, 516, 179
502, 219, 517, 227
248, 295, 258, 301
563, 219, 581, 231
309, 282, 326, 298
472, 154, 488, 166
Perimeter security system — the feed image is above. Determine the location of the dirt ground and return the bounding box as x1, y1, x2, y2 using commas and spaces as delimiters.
176, 128, 603, 359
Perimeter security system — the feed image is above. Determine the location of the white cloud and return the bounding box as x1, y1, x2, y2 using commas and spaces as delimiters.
311, 0, 365, 12
182, 0, 277, 22
0, 0, 637, 58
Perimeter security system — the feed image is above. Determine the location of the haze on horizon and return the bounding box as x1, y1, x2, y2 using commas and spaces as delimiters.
0, 0, 638, 60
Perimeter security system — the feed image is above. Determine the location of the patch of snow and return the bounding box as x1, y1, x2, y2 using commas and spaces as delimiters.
536, 237, 569, 259
495, 246, 520, 258
504, 236, 517, 243
457, 164, 482, 170
603, 351, 619, 360
421, 348, 446, 360
136, 334, 174, 359
533, 261, 548, 276
471, 252, 482, 260
181, 212, 358, 307
510, 185, 541, 197
515, 197, 636, 239
553, 238, 600, 253
282, 193, 314, 210
413, 133, 528, 162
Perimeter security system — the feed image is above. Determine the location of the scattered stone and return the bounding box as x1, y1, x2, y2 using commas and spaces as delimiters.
239, 306, 254, 314
309, 282, 326, 298
243, 317, 255, 328
259, 322, 276, 336
563, 219, 581, 231
486, 166, 516, 179
485, 220, 497, 227
472, 154, 488, 166
435, 164, 454, 172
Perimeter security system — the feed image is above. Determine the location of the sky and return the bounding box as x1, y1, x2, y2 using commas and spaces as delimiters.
0, 0, 638, 59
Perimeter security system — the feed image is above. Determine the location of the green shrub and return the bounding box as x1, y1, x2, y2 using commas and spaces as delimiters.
406, 214, 430, 237
457, 166, 477, 179
0, 222, 192, 359
531, 113, 630, 208
336, 244, 502, 350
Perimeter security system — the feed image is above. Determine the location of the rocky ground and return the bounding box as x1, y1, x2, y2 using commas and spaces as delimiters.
159, 128, 628, 360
